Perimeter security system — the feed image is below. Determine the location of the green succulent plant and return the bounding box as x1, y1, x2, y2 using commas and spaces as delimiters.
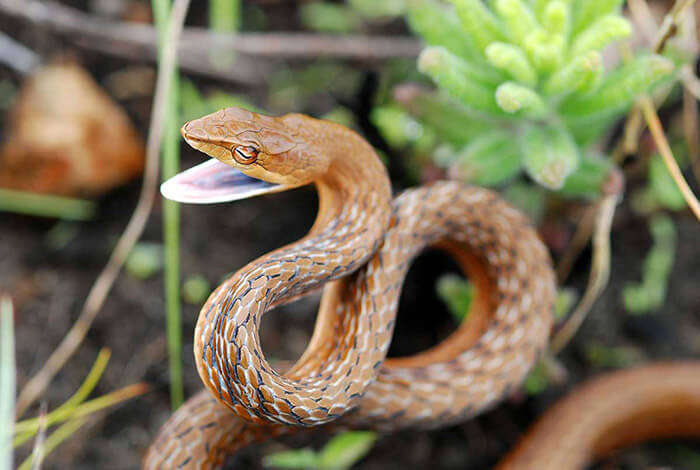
398, 0, 675, 193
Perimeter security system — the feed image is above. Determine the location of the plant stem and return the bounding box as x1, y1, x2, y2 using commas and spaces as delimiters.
550, 194, 618, 354
0, 189, 96, 220
14, 0, 191, 419
209, 0, 240, 68
639, 95, 700, 220
152, 0, 184, 410
0, 296, 15, 470
14, 383, 149, 436
17, 417, 88, 470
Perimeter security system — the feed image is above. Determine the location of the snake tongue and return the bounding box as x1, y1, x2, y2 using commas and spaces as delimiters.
160, 158, 284, 204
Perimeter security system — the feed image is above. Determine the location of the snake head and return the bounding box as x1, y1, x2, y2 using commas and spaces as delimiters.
162, 107, 328, 204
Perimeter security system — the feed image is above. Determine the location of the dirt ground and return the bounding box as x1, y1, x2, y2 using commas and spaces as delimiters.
1, 1, 700, 469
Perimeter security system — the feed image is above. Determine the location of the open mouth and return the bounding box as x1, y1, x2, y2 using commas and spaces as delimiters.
160, 158, 284, 204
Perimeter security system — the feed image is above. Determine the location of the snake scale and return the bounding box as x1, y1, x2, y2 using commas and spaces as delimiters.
144, 108, 700, 469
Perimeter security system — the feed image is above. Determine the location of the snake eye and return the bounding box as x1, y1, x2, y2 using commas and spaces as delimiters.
233, 146, 259, 164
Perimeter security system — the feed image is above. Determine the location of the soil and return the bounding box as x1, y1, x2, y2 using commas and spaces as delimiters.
1, 1, 700, 469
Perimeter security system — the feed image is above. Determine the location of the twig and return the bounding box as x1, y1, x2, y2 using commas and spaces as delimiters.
652, 0, 696, 53
612, 0, 695, 164
29, 403, 47, 470
550, 194, 618, 354
680, 65, 700, 100
18, 417, 87, 470
0, 31, 41, 75
555, 204, 597, 283
14, 0, 191, 417
626, 0, 659, 44
0, 0, 421, 83
639, 95, 700, 220
682, 68, 700, 185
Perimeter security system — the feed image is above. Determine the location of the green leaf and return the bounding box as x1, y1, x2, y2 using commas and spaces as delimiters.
542, 1, 570, 36
371, 105, 431, 148
622, 214, 676, 314
649, 154, 686, 210
349, 0, 406, 18
524, 361, 549, 395
521, 123, 580, 189
126, 242, 164, 280
493, 0, 539, 47
182, 275, 211, 305
264, 448, 319, 469
524, 29, 565, 71
449, 131, 522, 185
569, 15, 631, 58
503, 182, 547, 222
584, 341, 642, 368
561, 54, 674, 118
300, 3, 362, 34
449, 0, 507, 52
495, 82, 546, 116
406, 0, 480, 61
485, 42, 537, 86
317, 432, 378, 470
544, 51, 602, 96
394, 87, 492, 147
436, 274, 474, 322
555, 288, 577, 319
558, 154, 614, 199
418, 47, 502, 115
571, 0, 624, 35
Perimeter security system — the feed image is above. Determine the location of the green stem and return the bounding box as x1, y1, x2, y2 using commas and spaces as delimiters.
17, 417, 88, 470
209, 0, 241, 68
0, 297, 15, 470
0, 189, 95, 220
152, 0, 184, 410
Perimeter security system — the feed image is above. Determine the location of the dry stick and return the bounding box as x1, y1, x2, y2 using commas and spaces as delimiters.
555, 205, 597, 283
681, 67, 700, 185
626, 0, 659, 44
0, 31, 41, 75
29, 403, 47, 470
550, 195, 618, 354
652, 0, 697, 53
0, 0, 420, 84
14, 0, 192, 417
612, 0, 696, 164
639, 95, 700, 220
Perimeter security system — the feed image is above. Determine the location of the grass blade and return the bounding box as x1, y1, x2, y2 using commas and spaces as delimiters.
0, 296, 15, 470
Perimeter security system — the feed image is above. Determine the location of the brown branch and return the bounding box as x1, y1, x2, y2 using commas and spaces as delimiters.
15, 0, 192, 417
652, 0, 696, 53
0, 0, 422, 84
639, 95, 700, 220
550, 194, 618, 355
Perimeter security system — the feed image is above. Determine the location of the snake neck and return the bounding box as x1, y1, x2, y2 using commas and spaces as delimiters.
194, 120, 392, 423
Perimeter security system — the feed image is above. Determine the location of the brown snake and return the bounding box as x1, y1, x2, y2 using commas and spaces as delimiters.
145, 108, 700, 469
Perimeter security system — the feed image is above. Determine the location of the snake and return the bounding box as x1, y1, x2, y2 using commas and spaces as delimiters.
144, 107, 700, 469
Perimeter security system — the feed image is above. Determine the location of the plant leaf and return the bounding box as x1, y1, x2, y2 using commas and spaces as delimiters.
317, 432, 377, 470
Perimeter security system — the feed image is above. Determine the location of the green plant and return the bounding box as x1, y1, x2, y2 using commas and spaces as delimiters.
264, 431, 377, 470
152, 0, 184, 410
396, 0, 674, 194
622, 213, 676, 314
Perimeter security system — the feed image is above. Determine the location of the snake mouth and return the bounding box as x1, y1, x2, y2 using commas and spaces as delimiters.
160, 158, 286, 204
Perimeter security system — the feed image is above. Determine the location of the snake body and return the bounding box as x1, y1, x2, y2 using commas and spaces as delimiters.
145, 108, 699, 469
